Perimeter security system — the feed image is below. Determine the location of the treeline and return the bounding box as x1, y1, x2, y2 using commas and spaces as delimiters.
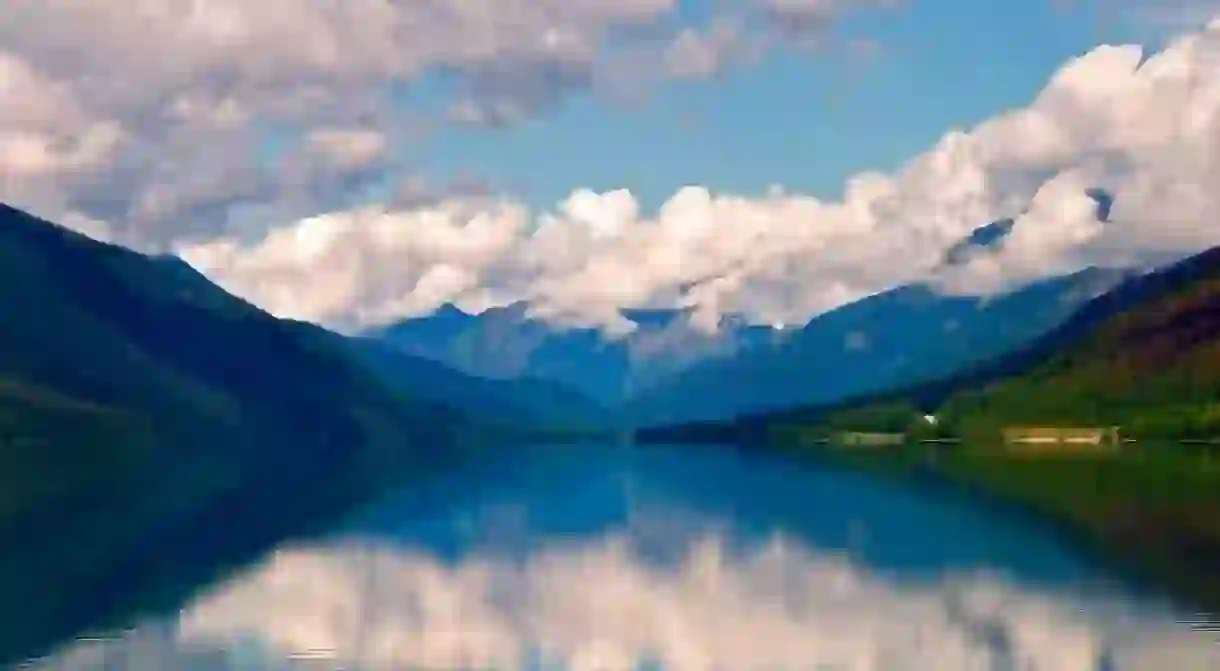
752, 381, 1220, 443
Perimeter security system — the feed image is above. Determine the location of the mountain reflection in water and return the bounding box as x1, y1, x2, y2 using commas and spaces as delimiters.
26, 443, 1220, 670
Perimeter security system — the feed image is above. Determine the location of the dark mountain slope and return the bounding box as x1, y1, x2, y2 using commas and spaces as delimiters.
0, 203, 502, 664
342, 335, 609, 430
935, 246, 1220, 437
0, 377, 158, 532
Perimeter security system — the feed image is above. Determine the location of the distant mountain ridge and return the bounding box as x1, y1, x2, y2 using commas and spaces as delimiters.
622, 266, 1133, 425
370, 302, 779, 404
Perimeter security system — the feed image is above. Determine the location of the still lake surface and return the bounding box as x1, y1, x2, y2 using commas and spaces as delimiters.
28, 442, 1220, 670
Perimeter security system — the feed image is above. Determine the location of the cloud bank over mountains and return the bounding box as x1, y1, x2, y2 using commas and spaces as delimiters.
181, 16, 1220, 333
4, 3, 1220, 334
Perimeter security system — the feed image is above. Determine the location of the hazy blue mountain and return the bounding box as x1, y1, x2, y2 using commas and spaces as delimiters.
942, 218, 1015, 265
623, 267, 1132, 425
370, 304, 777, 404
942, 189, 1113, 266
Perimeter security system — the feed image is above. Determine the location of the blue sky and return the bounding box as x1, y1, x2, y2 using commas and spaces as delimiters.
409, 0, 1159, 210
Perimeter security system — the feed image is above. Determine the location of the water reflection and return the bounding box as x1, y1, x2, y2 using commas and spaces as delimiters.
27, 444, 1220, 670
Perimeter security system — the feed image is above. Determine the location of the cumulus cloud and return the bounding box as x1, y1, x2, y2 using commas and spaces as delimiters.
33, 533, 1220, 670
664, 21, 752, 80
178, 199, 534, 329
1, 0, 674, 243
176, 17, 1220, 333
0, 0, 894, 248
0, 0, 678, 116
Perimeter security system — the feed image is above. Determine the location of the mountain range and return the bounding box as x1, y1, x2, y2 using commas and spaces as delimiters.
369, 302, 780, 405
621, 266, 1132, 425
371, 191, 1131, 426
374, 266, 1134, 428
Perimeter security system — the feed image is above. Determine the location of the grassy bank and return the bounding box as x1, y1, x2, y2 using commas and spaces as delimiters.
765, 438, 1220, 618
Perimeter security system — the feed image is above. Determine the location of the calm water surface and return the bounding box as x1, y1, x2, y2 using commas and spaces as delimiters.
28, 443, 1220, 670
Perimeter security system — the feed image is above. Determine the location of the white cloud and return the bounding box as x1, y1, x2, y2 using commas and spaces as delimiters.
933, 169, 1109, 295
178, 200, 533, 329
0, 0, 892, 250
178, 16, 1220, 333
664, 20, 755, 80
0, 0, 674, 113
35, 532, 1220, 670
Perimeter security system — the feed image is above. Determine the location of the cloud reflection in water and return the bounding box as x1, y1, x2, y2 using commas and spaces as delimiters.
32, 524, 1220, 671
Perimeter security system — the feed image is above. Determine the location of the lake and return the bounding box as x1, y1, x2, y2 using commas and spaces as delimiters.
24, 442, 1220, 670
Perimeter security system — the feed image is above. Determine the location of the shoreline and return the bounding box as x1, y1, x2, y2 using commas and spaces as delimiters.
641, 436, 1220, 624
810, 443, 1220, 623
828, 447, 1217, 617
